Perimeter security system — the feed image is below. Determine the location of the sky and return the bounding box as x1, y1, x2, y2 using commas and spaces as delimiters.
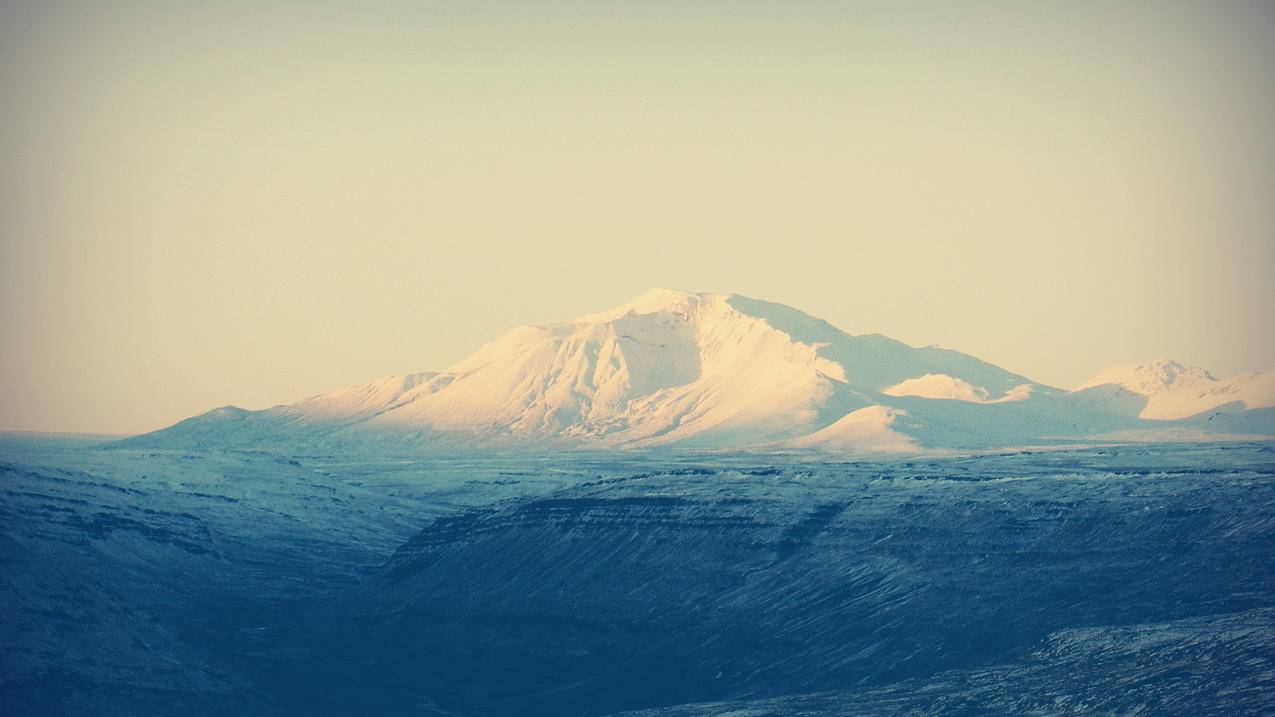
2, 1, 1273, 434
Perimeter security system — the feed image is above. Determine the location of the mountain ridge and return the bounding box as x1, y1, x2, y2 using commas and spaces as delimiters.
123, 290, 1275, 452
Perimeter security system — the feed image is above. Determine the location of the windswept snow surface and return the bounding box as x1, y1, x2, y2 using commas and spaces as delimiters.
126, 290, 1275, 452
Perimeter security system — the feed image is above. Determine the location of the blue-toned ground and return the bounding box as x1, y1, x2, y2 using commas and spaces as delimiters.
1, 436, 1272, 715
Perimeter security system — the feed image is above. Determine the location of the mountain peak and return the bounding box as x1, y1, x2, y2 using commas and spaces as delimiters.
630, 287, 703, 304
1076, 359, 1216, 396
1073, 359, 1275, 420
621, 287, 711, 313
577, 288, 712, 324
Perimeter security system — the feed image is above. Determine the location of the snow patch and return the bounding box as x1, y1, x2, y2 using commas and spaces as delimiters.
883, 374, 992, 402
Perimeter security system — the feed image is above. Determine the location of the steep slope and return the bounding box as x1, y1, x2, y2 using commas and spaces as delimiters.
1075, 359, 1275, 420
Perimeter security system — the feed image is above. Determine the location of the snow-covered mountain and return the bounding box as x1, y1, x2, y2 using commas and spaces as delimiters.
353, 289, 1048, 446
128, 290, 1275, 452
1075, 359, 1275, 420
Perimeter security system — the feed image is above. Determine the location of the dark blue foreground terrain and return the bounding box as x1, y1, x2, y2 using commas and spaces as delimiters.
2, 437, 1273, 715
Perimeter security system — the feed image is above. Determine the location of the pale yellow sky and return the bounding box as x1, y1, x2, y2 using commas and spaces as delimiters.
2, 1, 1273, 434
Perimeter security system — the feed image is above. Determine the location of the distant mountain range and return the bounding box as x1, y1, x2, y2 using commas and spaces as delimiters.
125, 289, 1275, 452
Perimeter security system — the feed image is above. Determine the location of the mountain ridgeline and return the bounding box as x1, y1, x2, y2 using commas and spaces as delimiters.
128, 290, 1275, 452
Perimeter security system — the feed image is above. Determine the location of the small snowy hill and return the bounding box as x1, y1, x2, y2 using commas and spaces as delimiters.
125, 290, 1275, 452
1074, 359, 1275, 420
